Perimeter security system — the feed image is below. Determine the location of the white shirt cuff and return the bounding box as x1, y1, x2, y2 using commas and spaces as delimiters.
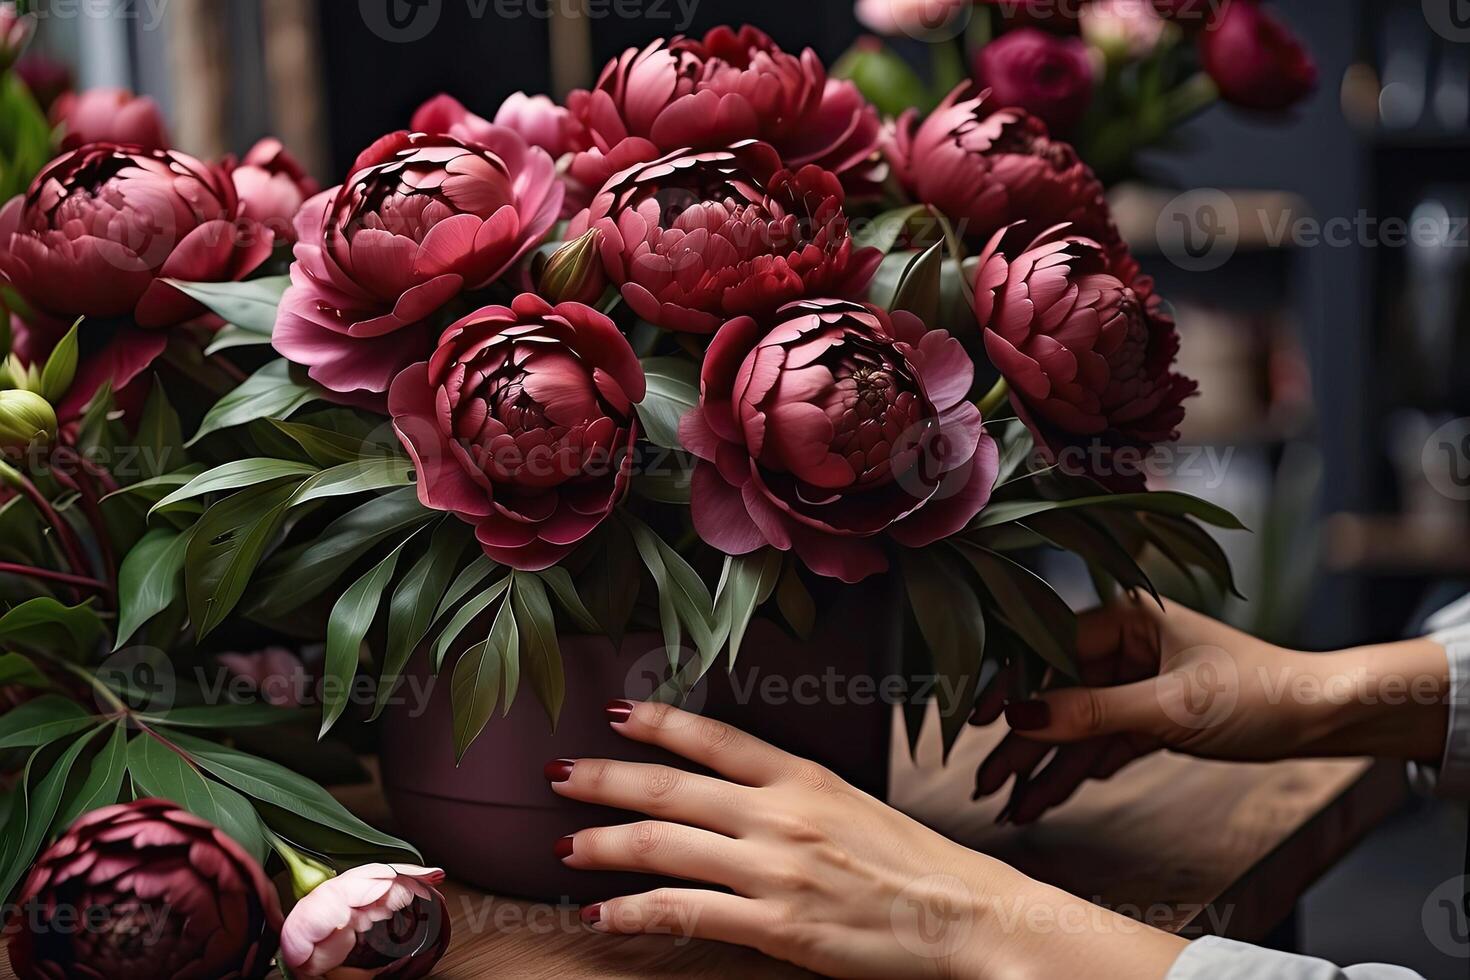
1167, 936, 1424, 979
1405, 611, 1470, 800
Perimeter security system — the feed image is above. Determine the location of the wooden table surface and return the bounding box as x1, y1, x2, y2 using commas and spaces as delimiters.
1, 711, 1406, 979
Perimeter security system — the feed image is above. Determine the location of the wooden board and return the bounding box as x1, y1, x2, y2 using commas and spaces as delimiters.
0, 711, 1405, 979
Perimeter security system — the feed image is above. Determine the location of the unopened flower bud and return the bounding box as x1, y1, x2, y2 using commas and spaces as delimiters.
535, 229, 606, 306
0, 353, 41, 392
0, 389, 57, 451
0, 2, 32, 73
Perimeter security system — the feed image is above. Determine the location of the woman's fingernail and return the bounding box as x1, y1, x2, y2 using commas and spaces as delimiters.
580, 903, 604, 926
605, 700, 635, 724
554, 835, 575, 859
544, 759, 575, 783
1004, 700, 1050, 731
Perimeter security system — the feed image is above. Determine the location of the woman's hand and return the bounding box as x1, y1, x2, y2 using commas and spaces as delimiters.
972, 596, 1452, 825
548, 701, 1188, 980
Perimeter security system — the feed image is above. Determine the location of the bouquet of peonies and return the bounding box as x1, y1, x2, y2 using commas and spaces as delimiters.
847, 0, 1316, 182
0, 18, 1250, 979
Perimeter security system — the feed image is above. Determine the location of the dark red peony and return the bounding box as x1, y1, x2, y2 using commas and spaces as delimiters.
680, 298, 997, 583
974, 28, 1096, 135
566, 25, 884, 196
566, 141, 880, 335
273, 130, 562, 395
1199, 0, 1317, 112
0, 144, 273, 327
52, 86, 171, 152
388, 294, 645, 571
5, 798, 284, 980
225, 137, 321, 245
886, 84, 1135, 281
975, 226, 1196, 491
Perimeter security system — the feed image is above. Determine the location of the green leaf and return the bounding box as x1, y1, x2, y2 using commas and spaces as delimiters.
451, 592, 517, 761
38, 319, 79, 403
127, 733, 268, 864
432, 575, 512, 672
54, 723, 128, 829
0, 652, 50, 690
287, 456, 415, 507
1140, 514, 1244, 600
1022, 511, 1159, 604
104, 465, 206, 503
0, 696, 94, 750
852, 204, 930, 255
636, 356, 700, 451
267, 419, 385, 467
831, 38, 933, 118
0, 598, 104, 658
188, 359, 319, 446
625, 513, 718, 666
952, 543, 1078, 679
901, 549, 987, 761
185, 482, 298, 639
713, 549, 782, 670
580, 522, 641, 647
775, 559, 816, 640
144, 703, 303, 729
163, 276, 289, 332
536, 566, 601, 633
114, 528, 191, 648
374, 520, 468, 720
204, 322, 275, 355
134, 378, 185, 479
246, 487, 434, 615
0, 729, 97, 902
170, 733, 419, 860
991, 419, 1036, 487
972, 490, 1247, 532
435, 555, 499, 621
888, 241, 943, 326
511, 571, 565, 728
321, 535, 416, 736
151, 458, 317, 516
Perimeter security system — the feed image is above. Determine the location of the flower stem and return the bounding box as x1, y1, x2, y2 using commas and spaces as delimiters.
268, 831, 337, 898
13, 470, 94, 591
977, 378, 1010, 418
0, 562, 109, 593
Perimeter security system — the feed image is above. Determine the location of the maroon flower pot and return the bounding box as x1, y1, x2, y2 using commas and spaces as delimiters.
379, 580, 901, 904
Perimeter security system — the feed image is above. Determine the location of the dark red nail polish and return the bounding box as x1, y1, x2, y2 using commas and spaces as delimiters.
544, 759, 575, 782
605, 699, 635, 724
580, 902, 603, 925
554, 835, 575, 859
1004, 700, 1050, 731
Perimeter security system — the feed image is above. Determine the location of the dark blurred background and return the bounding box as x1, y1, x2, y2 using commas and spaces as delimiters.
21, 0, 1470, 974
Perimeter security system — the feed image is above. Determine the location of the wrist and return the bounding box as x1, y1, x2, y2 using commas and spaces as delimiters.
1299, 639, 1450, 762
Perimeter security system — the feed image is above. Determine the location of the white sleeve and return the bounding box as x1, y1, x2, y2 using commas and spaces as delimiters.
1167, 937, 1425, 980
1406, 594, 1470, 800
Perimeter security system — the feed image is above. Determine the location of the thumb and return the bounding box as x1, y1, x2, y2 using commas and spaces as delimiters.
1004, 680, 1168, 743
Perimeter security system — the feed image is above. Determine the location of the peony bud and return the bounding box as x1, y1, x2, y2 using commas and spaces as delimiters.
0, 388, 56, 450
0, 2, 32, 73
0, 353, 41, 392
535, 230, 606, 306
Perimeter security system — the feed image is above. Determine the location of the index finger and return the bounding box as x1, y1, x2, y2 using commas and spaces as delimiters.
607, 700, 796, 787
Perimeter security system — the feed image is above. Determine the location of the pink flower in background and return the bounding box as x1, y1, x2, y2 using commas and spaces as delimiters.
6, 799, 283, 980
413, 91, 587, 161
855, 0, 970, 36
681, 298, 997, 583
10, 313, 167, 428
0, 1, 31, 72
0, 144, 272, 327
15, 54, 71, 113
52, 87, 171, 152
975, 28, 1096, 134
885, 85, 1135, 280
567, 141, 880, 334
1081, 0, 1169, 61
567, 25, 884, 196
273, 129, 562, 395
1199, 0, 1316, 111
219, 646, 310, 707
389, 295, 644, 571
280, 864, 451, 980
974, 225, 1196, 491
226, 138, 321, 245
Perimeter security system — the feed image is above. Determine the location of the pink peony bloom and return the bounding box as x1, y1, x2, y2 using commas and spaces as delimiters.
52, 86, 171, 152
225, 138, 321, 245
6, 799, 283, 980
389, 294, 644, 571
1199, 0, 1316, 112
218, 646, 310, 707
567, 25, 884, 197
0, 143, 273, 327
279, 864, 451, 980
681, 298, 997, 583
1081, 0, 1169, 61
855, 0, 970, 37
413, 91, 588, 162
15, 53, 71, 113
975, 28, 1096, 135
272, 129, 562, 395
567, 141, 881, 335
975, 225, 1196, 491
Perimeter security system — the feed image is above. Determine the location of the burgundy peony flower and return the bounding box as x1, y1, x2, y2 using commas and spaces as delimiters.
388, 294, 645, 570
5, 798, 284, 980
52, 87, 171, 152
1199, 0, 1316, 112
0, 144, 273, 327
680, 298, 997, 583
11, 312, 168, 429
225, 138, 321, 245
15, 54, 71, 113
886, 85, 1135, 280
975, 226, 1196, 490
566, 25, 884, 197
279, 864, 451, 979
566, 141, 881, 334
974, 28, 1096, 134
273, 130, 562, 395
